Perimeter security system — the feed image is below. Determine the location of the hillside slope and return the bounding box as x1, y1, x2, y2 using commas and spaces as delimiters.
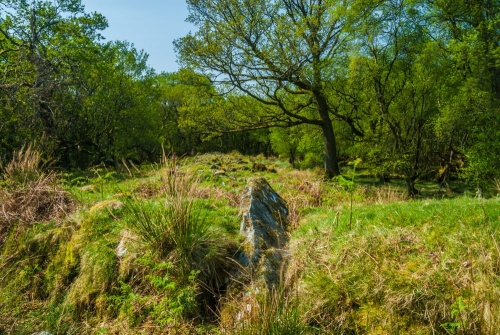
1, 154, 499, 334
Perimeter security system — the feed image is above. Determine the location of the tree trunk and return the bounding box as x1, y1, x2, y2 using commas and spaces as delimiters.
316, 93, 340, 178
405, 177, 419, 198
321, 121, 340, 178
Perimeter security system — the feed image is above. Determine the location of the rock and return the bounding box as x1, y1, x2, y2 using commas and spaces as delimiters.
115, 230, 134, 258
238, 177, 288, 289
221, 178, 290, 329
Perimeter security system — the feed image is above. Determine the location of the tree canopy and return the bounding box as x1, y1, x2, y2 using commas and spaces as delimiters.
176, 0, 500, 192
176, 0, 370, 177
0, 0, 498, 194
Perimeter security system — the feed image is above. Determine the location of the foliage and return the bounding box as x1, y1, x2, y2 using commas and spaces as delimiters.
174, 0, 499, 186
176, 0, 374, 177
0, 1, 170, 167
0, 0, 497, 187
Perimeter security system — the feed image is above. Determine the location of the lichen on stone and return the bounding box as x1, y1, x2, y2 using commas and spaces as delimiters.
238, 177, 289, 288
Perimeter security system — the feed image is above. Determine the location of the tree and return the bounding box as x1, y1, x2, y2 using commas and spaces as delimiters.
0, 0, 107, 157
58, 41, 163, 165
365, 0, 441, 196
176, 0, 368, 177
159, 69, 221, 153
0, 1, 166, 166
427, 0, 500, 182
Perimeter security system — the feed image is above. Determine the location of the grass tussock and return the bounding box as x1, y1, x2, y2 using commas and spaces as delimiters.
125, 156, 213, 261
221, 285, 315, 335
0, 146, 73, 245
493, 178, 500, 196
2, 144, 47, 187
124, 154, 236, 322
0, 173, 73, 225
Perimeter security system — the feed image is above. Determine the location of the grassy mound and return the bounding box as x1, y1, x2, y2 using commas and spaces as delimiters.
1, 152, 499, 334
290, 197, 500, 334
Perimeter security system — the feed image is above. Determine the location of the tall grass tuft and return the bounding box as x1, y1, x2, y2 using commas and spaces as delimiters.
223, 285, 314, 335
125, 196, 206, 261
0, 146, 72, 244
125, 155, 212, 262
493, 178, 500, 196
2, 144, 49, 187
124, 154, 232, 317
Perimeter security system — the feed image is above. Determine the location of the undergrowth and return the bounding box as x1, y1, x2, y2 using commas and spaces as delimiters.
124, 155, 236, 321
291, 197, 500, 334
1, 153, 499, 334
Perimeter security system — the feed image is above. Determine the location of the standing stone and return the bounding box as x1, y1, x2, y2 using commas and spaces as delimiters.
238, 177, 288, 289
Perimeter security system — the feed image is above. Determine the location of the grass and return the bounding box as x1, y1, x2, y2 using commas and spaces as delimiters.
2, 144, 47, 187
290, 197, 500, 334
222, 285, 316, 335
124, 155, 235, 289
1, 152, 499, 334
0, 145, 73, 246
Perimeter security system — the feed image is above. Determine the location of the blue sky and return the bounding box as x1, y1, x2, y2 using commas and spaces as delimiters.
81, 0, 194, 73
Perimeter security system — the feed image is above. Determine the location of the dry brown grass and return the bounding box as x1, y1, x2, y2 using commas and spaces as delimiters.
0, 145, 72, 243
195, 185, 241, 207
0, 172, 74, 245
133, 180, 162, 198
283, 193, 306, 230
363, 185, 407, 204
2, 144, 50, 187
494, 178, 500, 196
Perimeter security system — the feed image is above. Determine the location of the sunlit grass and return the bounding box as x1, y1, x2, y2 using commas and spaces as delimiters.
2, 153, 499, 334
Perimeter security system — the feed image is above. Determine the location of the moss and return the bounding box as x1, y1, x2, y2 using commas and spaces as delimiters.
65, 241, 118, 318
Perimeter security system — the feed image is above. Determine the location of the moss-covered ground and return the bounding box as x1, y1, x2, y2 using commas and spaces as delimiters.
1, 153, 499, 334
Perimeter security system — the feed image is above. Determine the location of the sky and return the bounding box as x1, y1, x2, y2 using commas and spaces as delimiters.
80, 0, 194, 73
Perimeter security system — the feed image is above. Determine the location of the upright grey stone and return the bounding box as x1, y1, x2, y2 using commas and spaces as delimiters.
238, 177, 288, 288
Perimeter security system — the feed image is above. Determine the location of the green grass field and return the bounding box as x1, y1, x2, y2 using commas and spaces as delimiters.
1, 153, 499, 334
